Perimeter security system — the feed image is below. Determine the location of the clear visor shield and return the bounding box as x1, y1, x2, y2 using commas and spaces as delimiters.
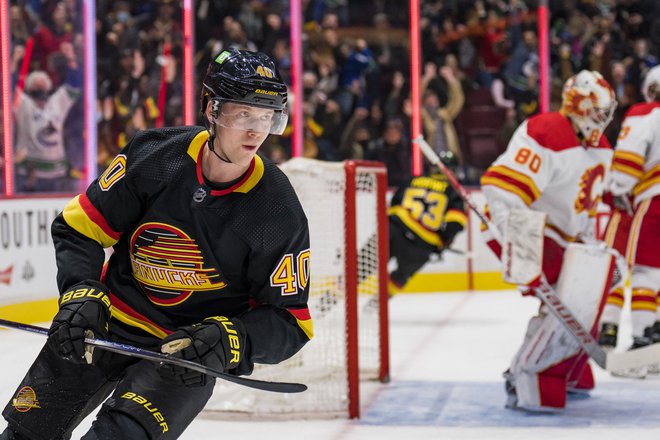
214, 101, 288, 135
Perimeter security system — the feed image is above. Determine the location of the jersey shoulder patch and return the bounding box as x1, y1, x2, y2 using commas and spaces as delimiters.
624, 101, 660, 118
526, 112, 581, 152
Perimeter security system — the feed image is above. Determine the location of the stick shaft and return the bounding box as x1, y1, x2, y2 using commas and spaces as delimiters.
412, 135, 609, 368
0, 318, 307, 393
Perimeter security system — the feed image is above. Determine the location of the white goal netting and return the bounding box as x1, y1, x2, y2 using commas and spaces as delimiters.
203, 158, 388, 418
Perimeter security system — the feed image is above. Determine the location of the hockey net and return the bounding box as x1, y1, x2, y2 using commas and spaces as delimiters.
203, 158, 390, 419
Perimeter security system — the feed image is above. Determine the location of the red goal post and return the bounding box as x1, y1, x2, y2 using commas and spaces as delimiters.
203, 158, 390, 419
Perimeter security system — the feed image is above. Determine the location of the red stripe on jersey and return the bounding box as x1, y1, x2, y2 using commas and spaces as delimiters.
288, 307, 311, 321
109, 293, 172, 335
624, 101, 660, 118
195, 146, 257, 196
210, 157, 255, 196
79, 193, 121, 240
482, 169, 539, 204
612, 156, 644, 173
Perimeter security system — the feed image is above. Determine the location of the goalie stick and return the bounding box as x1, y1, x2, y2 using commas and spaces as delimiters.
0, 318, 307, 394
412, 135, 660, 372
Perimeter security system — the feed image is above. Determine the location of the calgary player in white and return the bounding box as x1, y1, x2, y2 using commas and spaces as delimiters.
598, 65, 660, 376
481, 70, 617, 412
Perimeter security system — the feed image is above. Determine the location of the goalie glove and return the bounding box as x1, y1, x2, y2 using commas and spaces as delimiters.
158, 316, 246, 387
48, 282, 111, 365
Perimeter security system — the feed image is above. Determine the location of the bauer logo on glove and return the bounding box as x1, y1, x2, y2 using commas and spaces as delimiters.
158, 316, 245, 387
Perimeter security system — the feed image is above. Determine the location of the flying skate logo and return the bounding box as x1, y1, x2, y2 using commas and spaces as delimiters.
130, 223, 227, 306
574, 164, 605, 215
12, 386, 40, 412
193, 187, 207, 203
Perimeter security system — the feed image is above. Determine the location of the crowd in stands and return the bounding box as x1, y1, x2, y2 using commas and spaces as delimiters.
3, 0, 660, 193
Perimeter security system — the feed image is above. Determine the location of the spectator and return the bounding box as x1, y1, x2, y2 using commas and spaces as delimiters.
421, 63, 465, 163
365, 118, 411, 187
13, 65, 80, 193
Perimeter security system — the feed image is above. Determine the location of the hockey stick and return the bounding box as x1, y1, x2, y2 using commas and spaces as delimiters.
412, 135, 660, 371
0, 318, 307, 394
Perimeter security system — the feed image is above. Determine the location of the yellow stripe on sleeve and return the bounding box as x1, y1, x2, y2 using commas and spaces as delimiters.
62, 195, 119, 248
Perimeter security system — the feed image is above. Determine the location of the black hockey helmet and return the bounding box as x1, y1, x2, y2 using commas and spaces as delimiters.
430, 150, 459, 178
201, 49, 288, 134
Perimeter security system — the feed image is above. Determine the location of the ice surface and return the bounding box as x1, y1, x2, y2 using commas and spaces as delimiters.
0, 290, 657, 439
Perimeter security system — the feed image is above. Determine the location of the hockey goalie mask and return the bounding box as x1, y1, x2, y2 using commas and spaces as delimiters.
561, 70, 616, 147
201, 49, 288, 135
642, 65, 660, 102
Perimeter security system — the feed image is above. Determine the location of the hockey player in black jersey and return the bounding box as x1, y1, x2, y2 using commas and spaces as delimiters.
387, 153, 467, 293
1, 49, 312, 440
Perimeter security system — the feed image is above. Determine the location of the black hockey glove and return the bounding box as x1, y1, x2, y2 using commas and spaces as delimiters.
158, 316, 245, 387
48, 282, 111, 365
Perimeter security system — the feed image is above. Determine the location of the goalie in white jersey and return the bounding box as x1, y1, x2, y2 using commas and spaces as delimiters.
481, 70, 617, 412
599, 65, 660, 372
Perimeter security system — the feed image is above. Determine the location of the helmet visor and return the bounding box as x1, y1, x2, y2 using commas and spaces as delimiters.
214, 100, 288, 135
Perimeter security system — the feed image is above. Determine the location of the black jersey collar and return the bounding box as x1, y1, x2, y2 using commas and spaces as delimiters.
187, 130, 265, 196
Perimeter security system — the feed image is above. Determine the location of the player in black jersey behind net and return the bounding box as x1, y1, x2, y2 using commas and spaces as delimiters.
355, 152, 468, 298
1, 49, 313, 440
386, 153, 467, 294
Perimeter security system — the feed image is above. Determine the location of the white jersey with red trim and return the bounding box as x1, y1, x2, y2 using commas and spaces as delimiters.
481, 112, 613, 245
610, 102, 660, 206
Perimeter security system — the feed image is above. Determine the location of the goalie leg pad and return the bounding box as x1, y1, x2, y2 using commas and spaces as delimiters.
508, 243, 614, 410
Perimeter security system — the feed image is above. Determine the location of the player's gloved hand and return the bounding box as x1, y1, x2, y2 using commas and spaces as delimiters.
602, 191, 633, 216
48, 282, 111, 365
158, 316, 245, 387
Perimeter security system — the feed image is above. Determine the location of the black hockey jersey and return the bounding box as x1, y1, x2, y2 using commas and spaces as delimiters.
52, 126, 312, 374
389, 173, 467, 249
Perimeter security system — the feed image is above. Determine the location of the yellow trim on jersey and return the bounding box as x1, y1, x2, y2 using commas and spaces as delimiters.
389, 206, 442, 247
62, 195, 119, 248
294, 317, 314, 340
187, 131, 210, 162
481, 177, 534, 205
633, 164, 660, 195
481, 166, 541, 206
604, 211, 620, 247
613, 150, 644, 166
627, 198, 650, 263
111, 307, 169, 339
234, 155, 265, 193
445, 210, 468, 226
612, 162, 644, 179
631, 302, 657, 312
606, 296, 625, 307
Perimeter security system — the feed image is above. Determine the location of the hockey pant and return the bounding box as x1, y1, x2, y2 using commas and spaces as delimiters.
388, 219, 436, 292
626, 197, 660, 336
600, 209, 632, 326
505, 240, 612, 411
2, 341, 214, 440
